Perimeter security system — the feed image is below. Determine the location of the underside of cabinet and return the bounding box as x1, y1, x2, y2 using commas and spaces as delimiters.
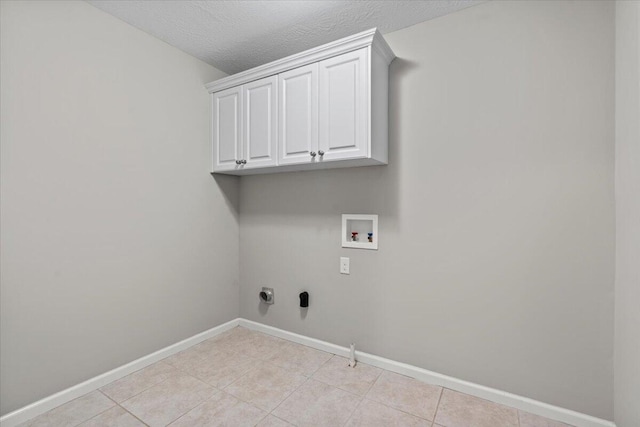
211, 156, 387, 176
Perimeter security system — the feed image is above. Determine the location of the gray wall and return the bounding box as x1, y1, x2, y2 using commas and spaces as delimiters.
0, 1, 239, 415
614, 1, 640, 426
240, 0, 615, 419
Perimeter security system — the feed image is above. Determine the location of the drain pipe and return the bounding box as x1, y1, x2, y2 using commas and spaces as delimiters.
348, 343, 357, 368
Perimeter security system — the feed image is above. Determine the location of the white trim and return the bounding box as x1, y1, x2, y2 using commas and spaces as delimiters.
341, 214, 379, 250
205, 28, 395, 94
0, 319, 240, 427
2, 318, 616, 427
371, 30, 395, 65
238, 319, 616, 427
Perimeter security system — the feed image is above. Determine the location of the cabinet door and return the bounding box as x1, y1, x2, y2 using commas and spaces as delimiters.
319, 48, 368, 161
278, 63, 318, 165
243, 76, 278, 169
212, 86, 243, 171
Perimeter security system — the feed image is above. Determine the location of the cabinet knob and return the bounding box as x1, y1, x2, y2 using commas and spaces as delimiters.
318, 150, 325, 156
310, 152, 317, 157
240, 159, 247, 164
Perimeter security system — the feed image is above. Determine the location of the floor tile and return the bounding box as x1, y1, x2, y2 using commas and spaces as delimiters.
434, 389, 518, 427
181, 349, 258, 389
216, 326, 255, 341
163, 347, 209, 372
191, 330, 250, 358
256, 415, 294, 426
272, 379, 361, 427
120, 373, 216, 427
345, 399, 431, 427
227, 331, 284, 360
366, 371, 442, 420
78, 406, 145, 427
205, 327, 257, 352
264, 340, 332, 376
100, 361, 178, 403
168, 391, 267, 427
224, 364, 306, 412
519, 411, 573, 427
20, 391, 115, 427
312, 355, 382, 395
19, 330, 576, 427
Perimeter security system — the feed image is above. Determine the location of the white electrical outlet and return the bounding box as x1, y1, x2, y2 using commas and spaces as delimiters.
340, 257, 350, 275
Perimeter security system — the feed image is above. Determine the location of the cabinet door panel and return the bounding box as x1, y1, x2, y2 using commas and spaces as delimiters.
244, 76, 278, 168
212, 86, 242, 171
279, 63, 318, 165
319, 48, 368, 161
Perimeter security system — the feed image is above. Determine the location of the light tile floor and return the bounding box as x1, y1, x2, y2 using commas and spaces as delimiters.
20, 327, 574, 427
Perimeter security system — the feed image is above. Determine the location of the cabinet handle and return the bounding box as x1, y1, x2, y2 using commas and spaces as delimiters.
310, 152, 317, 157
318, 150, 325, 156
240, 159, 247, 164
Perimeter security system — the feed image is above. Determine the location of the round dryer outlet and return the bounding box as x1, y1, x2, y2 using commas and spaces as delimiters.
259, 287, 274, 304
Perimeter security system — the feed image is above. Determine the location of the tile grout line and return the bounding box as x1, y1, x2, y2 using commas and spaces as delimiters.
228, 336, 340, 418
164, 390, 222, 427
19, 329, 318, 427
264, 343, 338, 418
329, 354, 385, 426
251, 410, 270, 427
219, 384, 270, 420
192, 385, 270, 426
305, 348, 334, 378
361, 361, 384, 397
114, 369, 185, 407
517, 408, 522, 427
364, 395, 441, 423
363, 372, 444, 423
26, 326, 573, 427
431, 387, 445, 426
64, 391, 116, 427
267, 375, 365, 427
265, 339, 334, 378
220, 355, 310, 416
99, 391, 150, 427
102, 360, 182, 404
441, 386, 525, 427
118, 404, 150, 427
267, 414, 290, 426
309, 361, 380, 397
340, 392, 366, 427
268, 376, 312, 417
33, 391, 116, 427
266, 351, 372, 426
341, 395, 365, 427
116, 371, 218, 426
220, 364, 261, 394
216, 328, 289, 397
356, 372, 419, 420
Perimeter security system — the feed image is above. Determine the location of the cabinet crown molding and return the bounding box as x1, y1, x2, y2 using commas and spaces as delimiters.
205, 28, 395, 94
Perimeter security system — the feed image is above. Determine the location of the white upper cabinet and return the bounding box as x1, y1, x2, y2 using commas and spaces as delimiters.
278, 63, 318, 165
212, 86, 242, 172
243, 76, 278, 169
319, 48, 368, 162
207, 28, 395, 175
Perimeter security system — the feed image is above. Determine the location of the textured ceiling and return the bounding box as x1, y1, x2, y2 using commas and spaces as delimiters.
87, 1, 481, 75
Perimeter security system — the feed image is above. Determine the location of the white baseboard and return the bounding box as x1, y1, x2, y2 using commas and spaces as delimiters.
2, 318, 615, 427
0, 318, 240, 427
238, 319, 616, 427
